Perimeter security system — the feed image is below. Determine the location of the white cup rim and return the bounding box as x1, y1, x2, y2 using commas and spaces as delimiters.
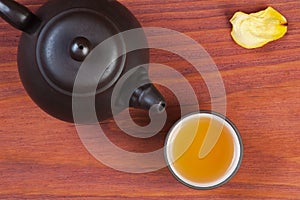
164, 111, 243, 190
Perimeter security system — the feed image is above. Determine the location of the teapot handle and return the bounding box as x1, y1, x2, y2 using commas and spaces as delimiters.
0, 0, 40, 33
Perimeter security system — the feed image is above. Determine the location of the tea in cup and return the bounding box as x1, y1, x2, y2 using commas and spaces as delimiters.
165, 111, 243, 189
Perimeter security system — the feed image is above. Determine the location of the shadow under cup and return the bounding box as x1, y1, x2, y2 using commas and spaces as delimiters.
164, 111, 243, 189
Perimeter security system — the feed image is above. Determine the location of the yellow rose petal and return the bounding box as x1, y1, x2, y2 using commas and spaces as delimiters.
230, 7, 288, 49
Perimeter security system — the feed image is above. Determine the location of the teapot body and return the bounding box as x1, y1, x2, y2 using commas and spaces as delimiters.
17, 0, 150, 122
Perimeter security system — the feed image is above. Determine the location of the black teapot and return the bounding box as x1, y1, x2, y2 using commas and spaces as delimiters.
0, 0, 165, 123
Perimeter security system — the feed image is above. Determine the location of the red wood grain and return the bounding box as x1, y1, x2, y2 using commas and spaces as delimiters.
0, 0, 299, 199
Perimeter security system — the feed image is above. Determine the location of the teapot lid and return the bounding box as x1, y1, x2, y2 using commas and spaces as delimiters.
36, 8, 126, 95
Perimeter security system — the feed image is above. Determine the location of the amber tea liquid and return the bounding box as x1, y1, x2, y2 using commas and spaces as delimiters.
165, 113, 242, 189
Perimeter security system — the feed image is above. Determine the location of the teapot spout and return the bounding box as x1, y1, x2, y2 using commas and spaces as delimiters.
0, 0, 40, 33
130, 83, 166, 113
112, 66, 166, 114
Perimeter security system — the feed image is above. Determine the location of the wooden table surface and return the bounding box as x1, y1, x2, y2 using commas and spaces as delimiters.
0, 0, 299, 199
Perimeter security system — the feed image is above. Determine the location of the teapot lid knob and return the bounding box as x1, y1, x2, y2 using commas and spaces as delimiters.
70, 37, 92, 62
